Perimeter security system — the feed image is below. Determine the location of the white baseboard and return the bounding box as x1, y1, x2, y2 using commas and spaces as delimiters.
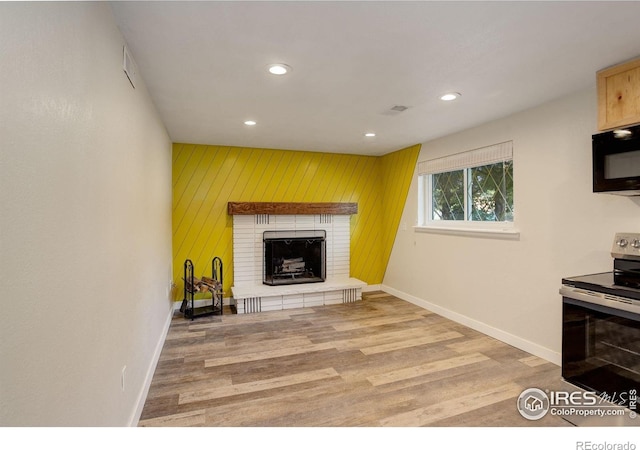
128, 304, 174, 427
381, 284, 561, 366
362, 283, 381, 292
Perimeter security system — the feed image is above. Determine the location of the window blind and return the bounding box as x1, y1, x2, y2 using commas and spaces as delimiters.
417, 141, 513, 175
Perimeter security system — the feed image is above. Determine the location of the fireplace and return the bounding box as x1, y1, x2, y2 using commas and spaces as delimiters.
229, 203, 365, 314
263, 230, 326, 286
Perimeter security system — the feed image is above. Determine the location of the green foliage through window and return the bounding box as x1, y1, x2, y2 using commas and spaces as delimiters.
431, 161, 513, 222
432, 170, 464, 220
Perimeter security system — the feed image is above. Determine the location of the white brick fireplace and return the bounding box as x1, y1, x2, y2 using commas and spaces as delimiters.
229, 203, 365, 313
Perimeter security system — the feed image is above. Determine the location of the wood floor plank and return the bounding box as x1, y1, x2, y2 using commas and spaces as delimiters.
367, 352, 490, 386
204, 342, 335, 368
178, 367, 340, 404
145, 372, 234, 400
220, 336, 315, 354
165, 330, 207, 340
201, 380, 382, 426
360, 330, 464, 355
379, 382, 524, 426
332, 326, 450, 352
331, 312, 430, 331
139, 409, 206, 427
519, 355, 551, 367
446, 335, 508, 353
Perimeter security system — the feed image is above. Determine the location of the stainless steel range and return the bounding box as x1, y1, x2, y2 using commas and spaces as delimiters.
560, 232, 640, 426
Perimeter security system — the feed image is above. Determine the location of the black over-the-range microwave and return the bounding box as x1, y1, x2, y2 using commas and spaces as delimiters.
593, 122, 640, 195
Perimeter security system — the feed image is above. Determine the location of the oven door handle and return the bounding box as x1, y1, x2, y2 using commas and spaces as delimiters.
560, 286, 640, 316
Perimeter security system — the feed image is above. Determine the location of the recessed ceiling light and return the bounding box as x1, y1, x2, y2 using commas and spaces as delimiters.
267, 63, 291, 75
364, 132, 376, 137
440, 92, 461, 101
244, 120, 257, 126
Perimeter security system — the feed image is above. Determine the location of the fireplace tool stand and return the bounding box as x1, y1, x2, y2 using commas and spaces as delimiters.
180, 257, 223, 320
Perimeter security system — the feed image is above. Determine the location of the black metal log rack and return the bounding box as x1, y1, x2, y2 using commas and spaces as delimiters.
180, 257, 223, 320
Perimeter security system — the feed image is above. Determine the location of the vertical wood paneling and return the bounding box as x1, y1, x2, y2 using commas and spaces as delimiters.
171, 143, 420, 299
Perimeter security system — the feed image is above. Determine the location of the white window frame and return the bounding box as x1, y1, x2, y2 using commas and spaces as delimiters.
415, 141, 519, 239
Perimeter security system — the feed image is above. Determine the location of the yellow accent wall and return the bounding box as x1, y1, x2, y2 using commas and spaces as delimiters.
172, 143, 420, 299
379, 145, 421, 273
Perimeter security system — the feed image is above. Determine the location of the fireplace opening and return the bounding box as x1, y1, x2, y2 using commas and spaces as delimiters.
263, 230, 326, 286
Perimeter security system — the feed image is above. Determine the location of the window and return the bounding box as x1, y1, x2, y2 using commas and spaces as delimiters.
417, 141, 517, 237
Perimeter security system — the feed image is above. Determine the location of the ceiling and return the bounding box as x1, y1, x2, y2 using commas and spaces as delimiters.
110, 1, 640, 156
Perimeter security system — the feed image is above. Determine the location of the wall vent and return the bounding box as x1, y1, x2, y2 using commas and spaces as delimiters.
244, 297, 262, 313
382, 105, 410, 116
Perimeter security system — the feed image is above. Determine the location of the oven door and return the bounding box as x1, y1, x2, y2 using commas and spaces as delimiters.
562, 294, 640, 408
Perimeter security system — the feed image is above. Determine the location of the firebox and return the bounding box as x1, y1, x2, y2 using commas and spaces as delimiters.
263, 230, 326, 286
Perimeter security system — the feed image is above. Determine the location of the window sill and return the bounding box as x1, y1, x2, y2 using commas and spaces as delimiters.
414, 225, 520, 240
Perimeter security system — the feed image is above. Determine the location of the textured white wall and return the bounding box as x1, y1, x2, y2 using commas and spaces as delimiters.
384, 88, 640, 364
0, 3, 172, 425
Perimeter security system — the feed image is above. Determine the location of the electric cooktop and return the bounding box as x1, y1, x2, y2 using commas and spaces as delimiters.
562, 272, 640, 302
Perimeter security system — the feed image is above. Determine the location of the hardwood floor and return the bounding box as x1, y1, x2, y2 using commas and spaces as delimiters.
139, 291, 570, 427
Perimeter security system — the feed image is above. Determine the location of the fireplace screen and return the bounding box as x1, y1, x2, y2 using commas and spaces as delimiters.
263, 230, 326, 286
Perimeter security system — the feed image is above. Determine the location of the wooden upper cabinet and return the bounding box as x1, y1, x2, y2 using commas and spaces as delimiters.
597, 57, 640, 130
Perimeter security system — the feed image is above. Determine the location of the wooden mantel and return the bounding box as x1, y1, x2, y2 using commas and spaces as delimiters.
228, 202, 357, 215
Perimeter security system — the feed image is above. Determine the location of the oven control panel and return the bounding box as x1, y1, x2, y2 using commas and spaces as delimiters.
612, 232, 640, 260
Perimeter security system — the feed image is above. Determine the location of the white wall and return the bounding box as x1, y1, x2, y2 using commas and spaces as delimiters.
0, 3, 173, 425
383, 88, 640, 364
